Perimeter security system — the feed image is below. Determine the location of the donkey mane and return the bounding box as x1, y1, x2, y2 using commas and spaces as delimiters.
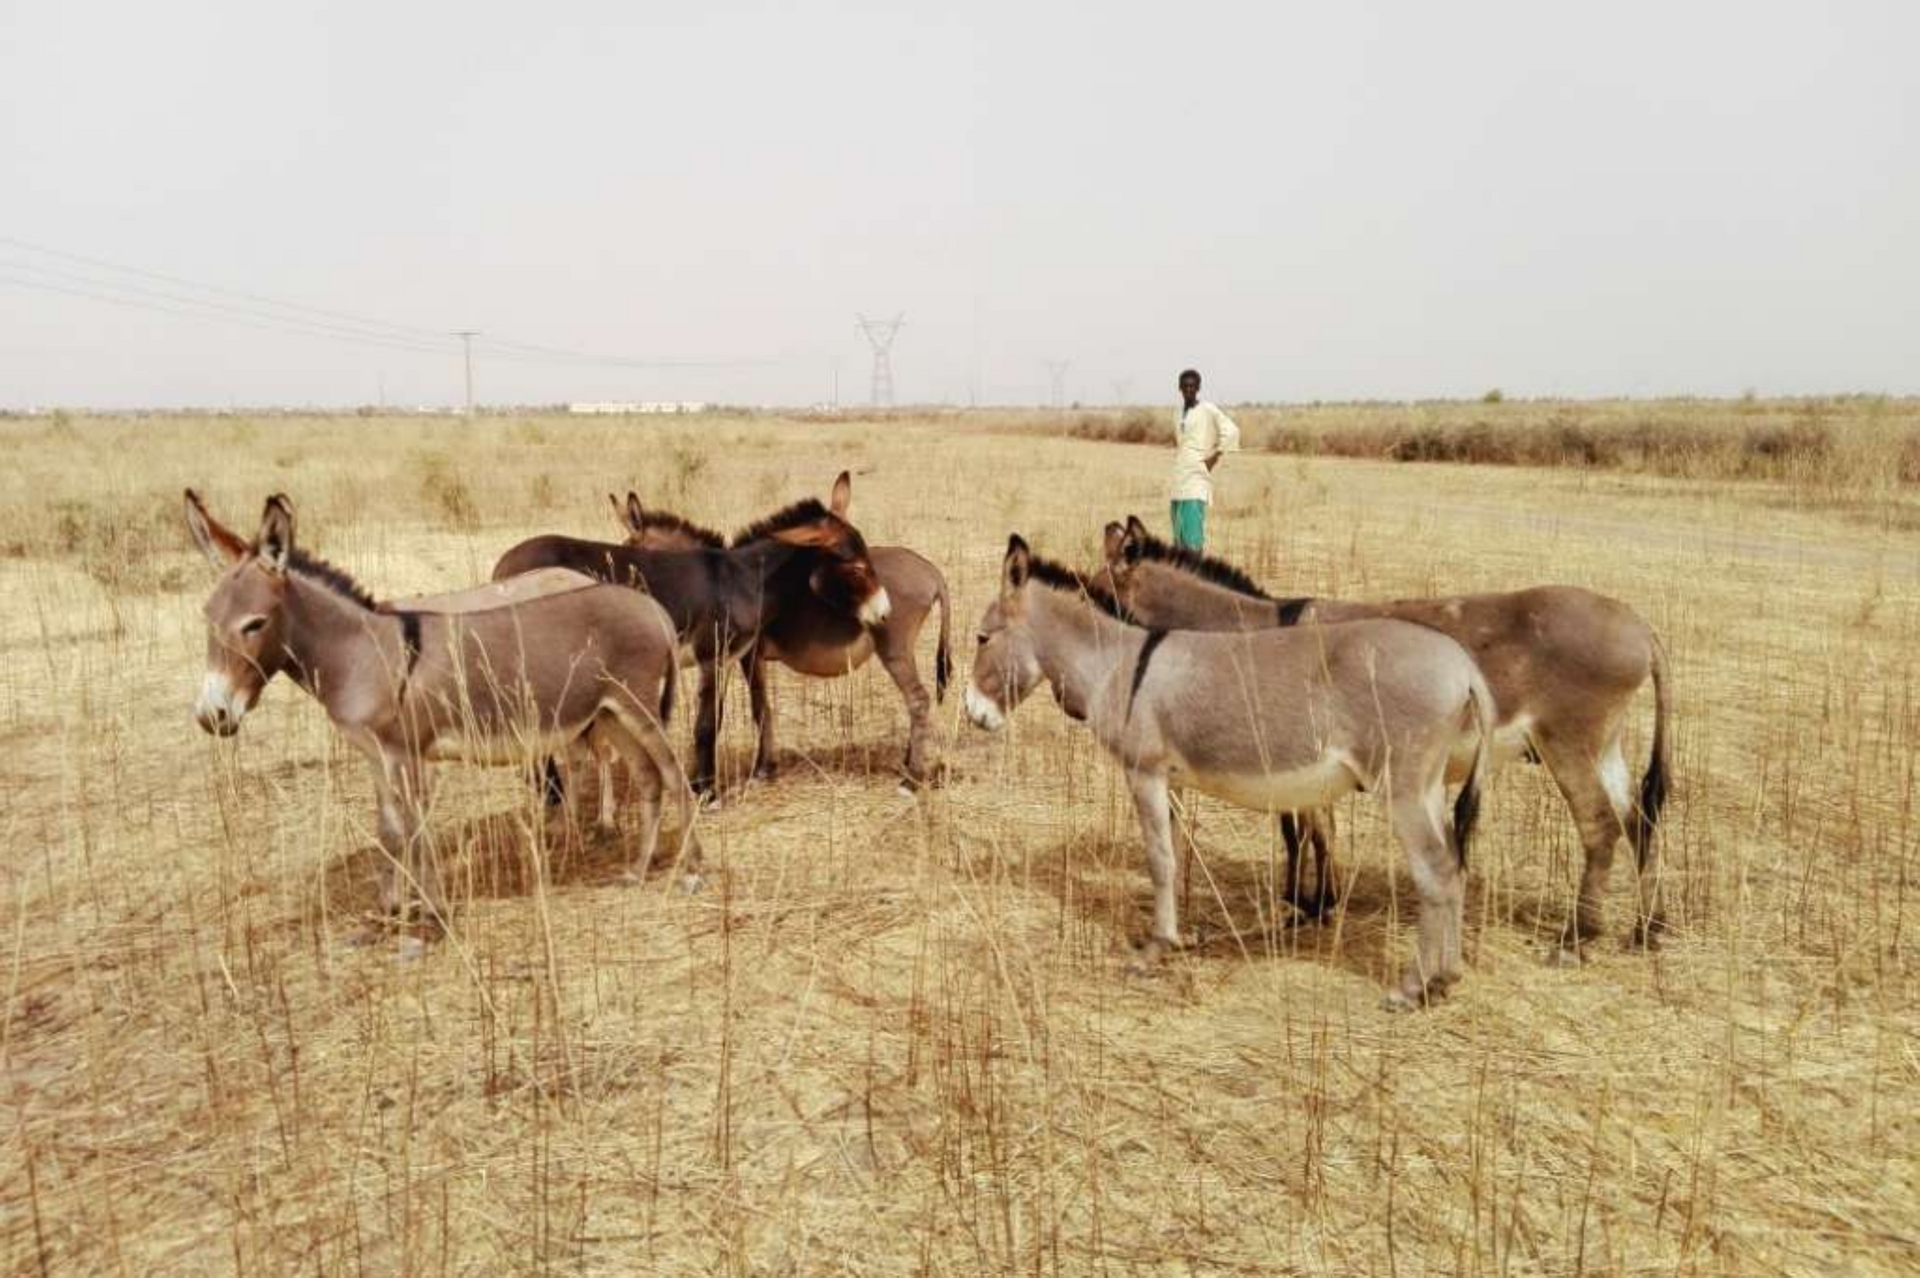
285, 547, 380, 609
1128, 530, 1271, 600
1024, 554, 1093, 594
733, 498, 833, 546
639, 509, 727, 549
1023, 554, 1132, 620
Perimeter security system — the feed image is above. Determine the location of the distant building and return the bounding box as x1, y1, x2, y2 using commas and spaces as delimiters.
568, 401, 710, 415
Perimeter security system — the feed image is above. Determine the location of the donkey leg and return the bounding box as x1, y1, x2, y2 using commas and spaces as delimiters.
1383, 783, 1465, 1011
539, 757, 566, 808
615, 704, 705, 894
1279, 811, 1305, 910
879, 645, 935, 791
373, 758, 443, 928
372, 775, 407, 919
595, 744, 619, 832
592, 715, 664, 881
1280, 809, 1339, 922
745, 651, 777, 780
1538, 731, 1630, 963
692, 659, 722, 799
1125, 770, 1186, 968
1310, 807, 1339, 918
629, 752, 665, 872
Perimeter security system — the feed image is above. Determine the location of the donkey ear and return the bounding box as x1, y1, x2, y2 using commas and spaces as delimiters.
1002, 534, 1032, 594
1102, 521, 1127, 565
184, 489, 247, 570
624, 492, 646, 534
607, 492, 626, 532
829, 470, 852, 518
256, 494, 295, 575
1125, 513, 1151, 541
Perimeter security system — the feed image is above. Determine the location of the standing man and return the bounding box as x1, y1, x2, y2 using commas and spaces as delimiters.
1168, 368, 1240, 550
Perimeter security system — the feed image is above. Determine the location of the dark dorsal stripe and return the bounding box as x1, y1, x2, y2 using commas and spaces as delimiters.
1275, 597, 1313, 627
397, 609, 423, 676
1127, 628, 1169, 721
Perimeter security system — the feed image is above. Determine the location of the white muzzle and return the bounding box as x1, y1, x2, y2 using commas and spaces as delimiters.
964, 681, 1006, 732
195, 672, 254, 737
858, 587, 893, 627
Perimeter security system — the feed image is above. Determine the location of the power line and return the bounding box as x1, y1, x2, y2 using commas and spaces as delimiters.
0, 233, 454, 342
0, 257, 461, 355
0, 233, 775, 370
0, 272, 462, 358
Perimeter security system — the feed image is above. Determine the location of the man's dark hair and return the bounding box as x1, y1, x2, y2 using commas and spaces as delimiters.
1178, 368, 1202, 384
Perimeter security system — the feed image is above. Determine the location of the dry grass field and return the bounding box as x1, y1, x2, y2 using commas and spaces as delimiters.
2, 405, 1917, 1275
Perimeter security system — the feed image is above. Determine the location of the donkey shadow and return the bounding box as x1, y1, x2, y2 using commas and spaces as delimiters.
312, 781, 699, 924
727, 739, 944, 792
1011, 824, 1435, 990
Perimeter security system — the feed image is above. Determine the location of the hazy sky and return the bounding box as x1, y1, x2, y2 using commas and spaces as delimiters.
2, 2, 1915, 408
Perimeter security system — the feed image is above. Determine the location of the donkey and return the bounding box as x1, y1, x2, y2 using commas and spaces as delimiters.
1096, 515, 1674, 958
185, 493, 702, 926
966, 536, 1496, 1010
385, 566, 633, 830
492, 495, 891, 798
609, 471, 953, 790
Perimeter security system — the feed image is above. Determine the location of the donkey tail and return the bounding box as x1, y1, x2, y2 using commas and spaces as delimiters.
932, 570, 953, 702
1633, 633, 1674, 869
1452, 669, 1498, 868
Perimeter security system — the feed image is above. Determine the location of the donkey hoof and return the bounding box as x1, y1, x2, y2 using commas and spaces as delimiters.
752, 764, 777, 782
395, 936, 429, 963
1125, 937, 1179, 976
1383, 975, 1453, 1012
1285, 892, 1337, 926
679, 872, 707, 895
1628, 918, 1666, 951
1547, 944, 1585, 968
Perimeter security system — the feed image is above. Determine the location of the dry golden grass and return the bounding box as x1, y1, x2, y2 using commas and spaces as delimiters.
1, 406, 1916, 1275
1055, 396, 1920, 528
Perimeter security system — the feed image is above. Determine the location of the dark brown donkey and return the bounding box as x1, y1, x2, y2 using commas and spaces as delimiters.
184, 492, 701, 928
610, 472, 953, 790
492, 494, 891, 798
1096, 515, 1674, 959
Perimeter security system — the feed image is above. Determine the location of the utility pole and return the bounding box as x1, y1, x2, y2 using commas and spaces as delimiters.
1045, 359, 1071, 408
1110, 378, 1131, 406
452, 330, 480, 416
854, 313, 904, 407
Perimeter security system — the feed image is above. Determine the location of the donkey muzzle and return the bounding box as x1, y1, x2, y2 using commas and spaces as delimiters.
195, 673, 252, 736
963, 682, 1006, 732
858, 586, 893, 628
